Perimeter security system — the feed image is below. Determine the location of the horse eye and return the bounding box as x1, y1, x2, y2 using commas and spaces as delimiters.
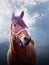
14, 24, 16, 27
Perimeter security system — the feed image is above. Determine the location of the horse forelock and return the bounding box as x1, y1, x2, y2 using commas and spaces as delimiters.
12, 16, 27, 28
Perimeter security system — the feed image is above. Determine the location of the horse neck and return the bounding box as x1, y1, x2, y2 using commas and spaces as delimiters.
10, 35, 21, 53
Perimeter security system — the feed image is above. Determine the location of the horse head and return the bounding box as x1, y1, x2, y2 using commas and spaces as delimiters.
10, 11, 31, 46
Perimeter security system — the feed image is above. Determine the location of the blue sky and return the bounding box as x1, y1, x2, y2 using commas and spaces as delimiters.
0, 0, 49, 47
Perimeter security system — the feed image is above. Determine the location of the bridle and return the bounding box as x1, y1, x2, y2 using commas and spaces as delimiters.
10, 28, 28, 46
10, 28, 27, 38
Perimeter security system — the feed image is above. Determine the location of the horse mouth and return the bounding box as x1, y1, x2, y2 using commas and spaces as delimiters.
15, 37, 31, 46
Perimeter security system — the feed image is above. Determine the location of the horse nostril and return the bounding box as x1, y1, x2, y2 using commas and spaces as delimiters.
24, 37, 27, 40
24, 37, 31, 45
24, 37, 28, 42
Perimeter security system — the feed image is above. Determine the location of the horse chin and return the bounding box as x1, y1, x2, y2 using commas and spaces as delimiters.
21, 42, 30, 46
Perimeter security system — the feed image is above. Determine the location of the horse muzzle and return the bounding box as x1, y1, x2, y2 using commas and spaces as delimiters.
23, 37, 31, 45
15, 37, 31, 46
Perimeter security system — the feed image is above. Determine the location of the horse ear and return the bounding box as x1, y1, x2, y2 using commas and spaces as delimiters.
19, 11, 24, 18
12, 12, 15, 19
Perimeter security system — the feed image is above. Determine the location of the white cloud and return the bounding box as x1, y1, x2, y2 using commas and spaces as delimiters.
3, 4, 45, 27
23, 0, 36, 6
10, 0, 37, 6
10, 0, 49, 6
14, 6, 43, 26
9, 0, 49, 8
24, 12, 46, 27
0, 2, 11, 16
0, 0, 48, 19
24, 12, 40, 26
0, 0, 48, 43
0, 0, 45, 31
36, 0, 49, 3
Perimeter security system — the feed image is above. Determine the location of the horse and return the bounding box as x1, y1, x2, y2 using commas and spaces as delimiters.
7, 11, 36, 65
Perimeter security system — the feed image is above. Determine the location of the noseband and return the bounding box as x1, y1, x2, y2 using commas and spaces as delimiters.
10, 28, 27, 37
10, 28, 27, 46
